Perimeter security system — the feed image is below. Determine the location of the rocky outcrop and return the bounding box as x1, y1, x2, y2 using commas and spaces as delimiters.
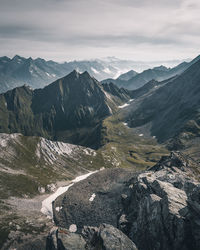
53, 168, 133, 230
47, 224, 138, 250
123, 152, 200, 250
52, 152, 200, 250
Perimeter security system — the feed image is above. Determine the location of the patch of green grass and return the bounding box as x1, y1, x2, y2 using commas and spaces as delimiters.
99, 114, 169, 170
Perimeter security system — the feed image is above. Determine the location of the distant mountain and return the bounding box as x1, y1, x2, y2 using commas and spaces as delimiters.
0, 70, 130, 148
0, 55, 190, 93
117, 70, 138, 81
0, 55, 133, 93
126, 58, 200, 148
102, 55, 200, 90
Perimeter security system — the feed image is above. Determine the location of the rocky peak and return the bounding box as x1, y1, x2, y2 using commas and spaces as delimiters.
66, 69, 80, 80
12, 55, 24, 61
149, 151, 191, 172
153, 65, 169, 71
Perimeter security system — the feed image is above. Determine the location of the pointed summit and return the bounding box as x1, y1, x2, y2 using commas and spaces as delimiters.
67, 69, 80, 79
81, 71, 91, 77
12, 55, 24, 61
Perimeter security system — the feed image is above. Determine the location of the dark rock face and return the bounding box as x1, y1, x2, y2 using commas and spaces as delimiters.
0, 70, 120, 148
53, 168, 133, 230
47, 224, 138, 250
52, 152, 200, 250
102, 82, 131, 102
47, 227, 86, 250
128, 58, 200, 145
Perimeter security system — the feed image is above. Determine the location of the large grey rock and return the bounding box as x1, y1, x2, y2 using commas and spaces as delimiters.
47, 224, 138, 250
98, 224, 137, 250
47, 227, 86, 250
123, 152, 200, 250
53, 168, 133, 231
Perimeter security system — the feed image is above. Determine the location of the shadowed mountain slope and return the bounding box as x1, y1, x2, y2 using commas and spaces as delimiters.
0, 70, 130, 148
102, 55, 200, 90
127, 58, 200, 148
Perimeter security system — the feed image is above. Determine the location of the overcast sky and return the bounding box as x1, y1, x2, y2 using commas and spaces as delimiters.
0, 0, 199, 62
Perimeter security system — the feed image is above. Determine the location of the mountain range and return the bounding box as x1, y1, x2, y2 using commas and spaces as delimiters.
125, 58, 200, 150
0, 55, 120, 93
102, 55, 200, 90
1, 54, 200, 249
0, 55, 191, 94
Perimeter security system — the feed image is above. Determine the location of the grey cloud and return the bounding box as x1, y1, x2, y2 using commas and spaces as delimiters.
0, 0, 199, 61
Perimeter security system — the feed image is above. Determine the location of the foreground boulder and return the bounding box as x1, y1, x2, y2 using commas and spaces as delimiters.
52, 152, 200, 250
53, 168, 133, 230
47, 224, 137, 250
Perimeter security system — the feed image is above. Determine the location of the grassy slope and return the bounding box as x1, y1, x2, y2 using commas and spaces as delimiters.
100, 112, 169, 170
0, 134, 106, 247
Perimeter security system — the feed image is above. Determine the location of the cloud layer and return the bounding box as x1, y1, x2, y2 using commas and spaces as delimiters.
0, 0, 199, 61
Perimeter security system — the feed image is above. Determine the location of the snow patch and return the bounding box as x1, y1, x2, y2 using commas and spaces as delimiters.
119, 98, 134, 109
52, 74, 56, 77
46, 72, 50, 76
107, 105, 113, 114
89, 193, 96, 202
139, 134, 144, 137
88, 106, 94, 113
104, 91, 112, 101
41, 171, 98, 218
55, 206, 62, 212
123, 122, 128, 127
91, 67, 100, 74
118, 103, 130, 109
103, 68, 111, 74
69, 224, 77, 233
